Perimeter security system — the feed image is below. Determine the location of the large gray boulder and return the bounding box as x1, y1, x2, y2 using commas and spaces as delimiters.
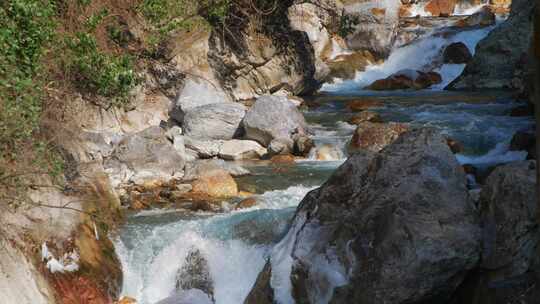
170, 77, 232, 123
245, 129, 481, 304
104, 126, 185, 186
183, 103, 247, 140
447, 0, 534, 90
242, 96, 309, 147
479, 160, 538, 277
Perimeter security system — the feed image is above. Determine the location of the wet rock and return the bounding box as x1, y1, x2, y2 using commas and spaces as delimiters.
170, 77, 232, 123
243, 95, 309, 147
366, 69, 442, 90
443, 42, 472, 64
292, 134, 315, 157
183, 103, 247, 140
104, 127, 185, 187
346, 98, 384, 112
234, 197, 258, 210
342, 0, 401, 58
448, 0, 534, 90
510, 129, 536, 160
270, 154, 296, 164
176, 249, 214, 300
454, 6, 496, 28
184, 159, 249, 179
349, 122, 409, 153
218, 140, 267, 160
189, 164, 239, 198
116, 296, 137, 304
246, 129, 481, 304
446, 137, 465, 154
348, 111, 383, 124
268, 138, 294, 156
425, 0, 457, 16
312, 144, 344, 161
327, 51, 378, 80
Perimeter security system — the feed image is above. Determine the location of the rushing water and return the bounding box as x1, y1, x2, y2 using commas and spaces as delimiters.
113, 11, 534, 304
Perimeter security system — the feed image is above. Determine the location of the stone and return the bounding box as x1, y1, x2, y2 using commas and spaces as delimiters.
454, 6, 496, 28
443, 42, 473, 64
183, 103, 247, 140
234, 197, 258, 210
270, 154, 296, 164
366, 70, 442, 90
268, 138, 294, 156
425, 0, 457, 16
183, 137, 221, 159
246, 129, 481, 304
292, 134, 315, 157
175, 249, 214, 300
170, 77, 232, 123
348, 111, 383, 124
312, 144, 344, 161
510, 129, 536, 160
218, 140, 267, 160
479, 161, 538, 275
346, 98, 384, 112
243, 95, 308, 147
342, 0, 401, 58
104, 127, 185, 187
191, 169, 238, 198
349, 122, 409, 153
448, 0, 534, 90
184, 159, 250, 180
446, 137, 465, 154
116, 296, 137, 304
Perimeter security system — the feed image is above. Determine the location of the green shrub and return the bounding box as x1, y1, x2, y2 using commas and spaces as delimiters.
0, 0, 56, 148
65, 32, 138, 106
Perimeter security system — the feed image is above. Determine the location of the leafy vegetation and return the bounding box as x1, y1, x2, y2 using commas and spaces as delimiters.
65, 31, 138, 106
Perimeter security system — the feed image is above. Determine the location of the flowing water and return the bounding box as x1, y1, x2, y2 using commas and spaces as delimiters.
113, 11, 534, 304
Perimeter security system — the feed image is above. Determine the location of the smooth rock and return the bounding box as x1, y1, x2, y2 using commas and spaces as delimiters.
268, 138, 294, 156
170, 77, 232, 123
183, 103, 247, 140
443, 42, 472, 64
191, 169, 238, 198
218, 140, 267, 160
366, 69, 442, 90
243, 95, 308, 147
346, 98, 384, 112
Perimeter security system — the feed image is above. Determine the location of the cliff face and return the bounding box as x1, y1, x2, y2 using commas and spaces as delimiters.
448, 0, 535, 91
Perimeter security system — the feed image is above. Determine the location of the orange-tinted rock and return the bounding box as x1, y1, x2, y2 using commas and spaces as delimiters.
454, 6, 496, 28
235, 197, 258, 210
346, 99, 384, 112
425, 0, 457, 16
366, 70, 442, 91
191, 170, 238, 198
348, 111, 383, 125
349, 122, 409, 153
116, 296, 137, 304
130, 199, 148, 210
270, 154, 296, 164
371, 7, 386, 16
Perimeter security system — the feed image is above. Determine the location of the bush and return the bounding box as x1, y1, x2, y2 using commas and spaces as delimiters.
0, 0, 56, 149
65, 32, 138, 106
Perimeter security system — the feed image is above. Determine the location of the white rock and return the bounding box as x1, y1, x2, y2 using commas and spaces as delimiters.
219, 140, 267, 160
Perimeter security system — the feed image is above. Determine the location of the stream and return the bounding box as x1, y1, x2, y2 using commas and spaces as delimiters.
113, 8, 534, 304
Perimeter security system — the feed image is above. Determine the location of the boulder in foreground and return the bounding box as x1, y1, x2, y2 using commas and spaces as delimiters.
245, 129, 481, 304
